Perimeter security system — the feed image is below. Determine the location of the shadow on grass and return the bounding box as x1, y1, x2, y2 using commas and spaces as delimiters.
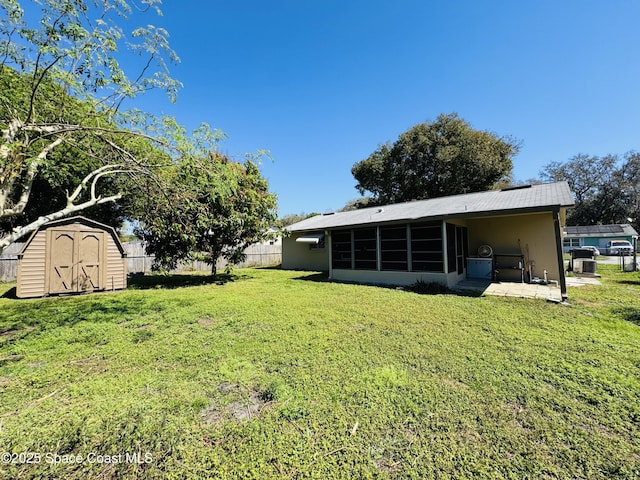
292, 272, 331, 283
1, 287, 17, 299
128, 272, 252, 290
0, 272, 252, 301
292, 271, 481, 296
613, 307, 640, 326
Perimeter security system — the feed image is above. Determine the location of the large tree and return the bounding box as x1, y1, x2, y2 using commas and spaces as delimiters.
134, 152, 279, 276
351, 113, 519, 205
540, 152, 640, 230
0, 0, 195, 251
0, 66, 143, 235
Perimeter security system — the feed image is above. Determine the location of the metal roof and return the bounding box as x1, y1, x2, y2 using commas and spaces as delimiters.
564, 224, 638, 238
287, 181, 574, 232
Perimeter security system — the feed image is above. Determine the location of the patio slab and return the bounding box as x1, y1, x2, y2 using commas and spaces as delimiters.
454, 276, 601, 301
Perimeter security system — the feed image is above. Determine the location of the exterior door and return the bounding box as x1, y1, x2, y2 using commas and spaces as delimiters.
49, 231, 77, 294
78, 232, 103, 291
446, 224, 468, 275
49, 229, 103, 294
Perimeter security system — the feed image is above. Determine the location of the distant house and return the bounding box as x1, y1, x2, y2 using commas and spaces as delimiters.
562, 224, 638, 253
16, 216, 127, 298
282, 182, 575, 299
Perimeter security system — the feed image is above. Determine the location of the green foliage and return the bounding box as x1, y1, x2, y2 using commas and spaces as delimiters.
0, 0, 178, 109
279, 212, 320, 227
352, 113, 519, 205
541, 152, 640, 231
0, 0, 205, 249
0, 266, 639, 478
135, 152, 279, 275
410, 279, 452, 294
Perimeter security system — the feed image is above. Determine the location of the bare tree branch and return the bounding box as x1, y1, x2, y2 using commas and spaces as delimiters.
0, 162, 146, 250
0, 192, 122, 250
0, 137, 64, 217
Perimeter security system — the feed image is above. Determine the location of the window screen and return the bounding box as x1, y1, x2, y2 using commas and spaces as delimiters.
380, 226, 408, 271
411, 223, 443, 272
331, 230, 352, 269
353, 228, 377, 270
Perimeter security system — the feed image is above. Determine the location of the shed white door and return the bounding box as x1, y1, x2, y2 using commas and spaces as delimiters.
49, 230, 104, 294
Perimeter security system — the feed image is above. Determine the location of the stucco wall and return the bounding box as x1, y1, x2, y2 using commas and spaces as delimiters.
466, 212, 561, 283
284, 211, 564, 286
331, 269, 449, 287
281, 233, 329, 271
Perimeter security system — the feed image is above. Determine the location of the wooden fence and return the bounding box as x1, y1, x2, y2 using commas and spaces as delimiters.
0, 241, 282, 282
0, 242, 21, 283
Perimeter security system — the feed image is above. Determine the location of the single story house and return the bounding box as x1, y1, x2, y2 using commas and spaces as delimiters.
562, 224, 638, 253
16, 216, 127, 298
283, 181, 575, 299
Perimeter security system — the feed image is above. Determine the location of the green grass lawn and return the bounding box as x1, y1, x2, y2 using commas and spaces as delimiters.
0, 266, 639, 479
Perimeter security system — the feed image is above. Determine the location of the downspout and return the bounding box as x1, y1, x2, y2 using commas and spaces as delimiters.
553, 209, 568, 300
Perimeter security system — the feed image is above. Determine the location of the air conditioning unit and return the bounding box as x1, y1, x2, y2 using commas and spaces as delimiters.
582, 259, 597, 274
573, 259, 597, 274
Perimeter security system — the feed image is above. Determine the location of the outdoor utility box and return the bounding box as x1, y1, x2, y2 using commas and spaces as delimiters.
570, 248, 597, 274
466, 257, 493, 280
573, 259, 597, 275
16, 216, 127, 298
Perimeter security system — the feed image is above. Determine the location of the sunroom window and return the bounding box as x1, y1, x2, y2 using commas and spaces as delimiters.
380, 226, 408, 271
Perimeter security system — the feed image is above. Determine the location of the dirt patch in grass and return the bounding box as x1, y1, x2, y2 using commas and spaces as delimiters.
0, 354, 23, 366
201, 382, 271, 426
374, 458, 402, 474
441, 377, 470, 390
197, 317, 216, 327
0, 326, 35, 346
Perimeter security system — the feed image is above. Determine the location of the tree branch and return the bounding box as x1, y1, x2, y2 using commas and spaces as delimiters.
0, 137, 64, 217
66, 163, 126, 205
0, 192, 122, 251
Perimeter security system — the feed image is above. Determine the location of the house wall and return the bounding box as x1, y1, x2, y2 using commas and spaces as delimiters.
563, 235, 634, 252
284, 211, 564, 287
16, 230, 48, 298
331, 269, 449, 287
281, 233, 329, 271
466, 212, 561, 283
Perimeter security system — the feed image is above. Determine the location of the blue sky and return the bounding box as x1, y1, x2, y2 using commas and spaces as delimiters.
133, 1, 640, 215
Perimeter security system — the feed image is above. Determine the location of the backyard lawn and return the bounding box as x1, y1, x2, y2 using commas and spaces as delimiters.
0, 265, 639, 479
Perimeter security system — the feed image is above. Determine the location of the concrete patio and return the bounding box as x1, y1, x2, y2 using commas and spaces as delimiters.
454, 275, 601, 301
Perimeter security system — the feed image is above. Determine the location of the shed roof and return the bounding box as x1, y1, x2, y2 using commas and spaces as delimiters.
564, 224, 638, 238
287, 181, 574, 232
18, 215, 126, 255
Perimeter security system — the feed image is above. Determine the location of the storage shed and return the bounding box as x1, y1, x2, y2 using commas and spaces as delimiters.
16, 216, 127, 298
